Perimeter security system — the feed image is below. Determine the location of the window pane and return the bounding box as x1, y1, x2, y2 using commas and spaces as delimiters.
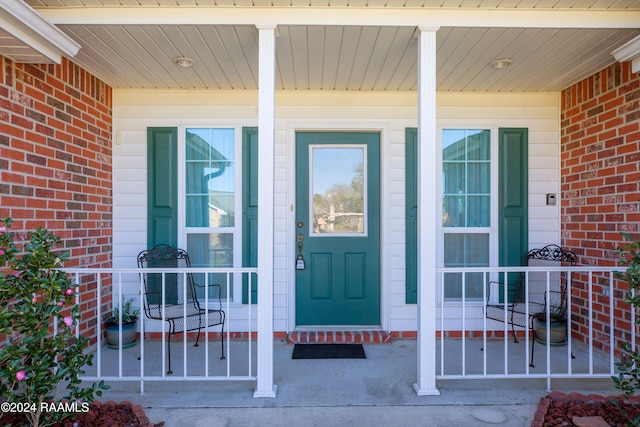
443, 162, 465, 194
442, 129, 490, 228
442, 129, 467, 161
467, 130, 490, 160
311, 146, 365, 234
185, 128, 235, 228
443, 233, 489, 299
444, 234, 465, 266
467, 163, 489, 194
187, 233, 233, 299
443, 196, 465, 227
467, 196, 490, 227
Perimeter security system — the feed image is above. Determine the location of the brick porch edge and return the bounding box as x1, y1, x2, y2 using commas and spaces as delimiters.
287, 330, 405, 344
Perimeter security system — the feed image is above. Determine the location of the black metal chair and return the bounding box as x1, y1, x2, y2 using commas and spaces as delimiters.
137, 244, 225, 374
486, 244, 577, 366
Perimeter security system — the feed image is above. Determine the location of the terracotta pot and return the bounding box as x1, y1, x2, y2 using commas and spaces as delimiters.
533, 317, 567, 345
106, 320, 138, 349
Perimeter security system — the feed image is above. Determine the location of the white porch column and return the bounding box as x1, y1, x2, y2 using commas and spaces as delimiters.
253, 24, 278, 399
413, 26, 440, 397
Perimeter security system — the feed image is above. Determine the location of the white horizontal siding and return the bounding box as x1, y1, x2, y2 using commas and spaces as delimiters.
113, 89, 560, 333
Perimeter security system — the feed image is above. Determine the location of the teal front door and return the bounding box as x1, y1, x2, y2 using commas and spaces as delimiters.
295, 132, 381, 326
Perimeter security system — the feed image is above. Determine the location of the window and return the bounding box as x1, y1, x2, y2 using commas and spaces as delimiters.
179, 127, 242, 302
441, 129, 494, 300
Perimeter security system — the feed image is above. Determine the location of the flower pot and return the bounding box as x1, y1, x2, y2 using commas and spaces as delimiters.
106, 320, 138, 349
533, 317, 567, 345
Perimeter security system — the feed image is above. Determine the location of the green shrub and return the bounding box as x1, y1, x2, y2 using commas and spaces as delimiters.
613, 232, 640, 410
0, 217, 108, 427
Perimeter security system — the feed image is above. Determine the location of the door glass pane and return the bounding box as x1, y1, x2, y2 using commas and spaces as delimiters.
185, 128, 235, 228
310, 146, 366, 235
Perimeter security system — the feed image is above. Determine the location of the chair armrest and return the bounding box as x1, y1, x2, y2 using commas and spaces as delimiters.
192, 282, 223, 308
487, 276, 523, 306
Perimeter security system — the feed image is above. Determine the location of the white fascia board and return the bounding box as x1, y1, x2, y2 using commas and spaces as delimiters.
39, 7, 640, 30
1, 0, 80, 63
612, 35, 640, 74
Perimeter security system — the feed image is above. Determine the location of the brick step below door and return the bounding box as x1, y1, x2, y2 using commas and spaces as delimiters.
288, 330, 392, 344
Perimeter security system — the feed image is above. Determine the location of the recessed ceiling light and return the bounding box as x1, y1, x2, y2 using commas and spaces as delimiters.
491, 58, 513, 69
173, 56, 194, 68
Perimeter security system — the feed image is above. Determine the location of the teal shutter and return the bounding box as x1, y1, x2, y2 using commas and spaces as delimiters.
242, 127, 258, 304
147, 127, 178, 248
405, 128, 418, 304
498, 128, 528, 302
146, 127, 179, 304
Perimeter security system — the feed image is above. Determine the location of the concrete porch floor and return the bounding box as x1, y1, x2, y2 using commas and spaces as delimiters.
91, 338, 618, 427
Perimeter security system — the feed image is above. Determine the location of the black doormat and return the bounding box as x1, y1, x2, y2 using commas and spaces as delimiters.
292, 343, 366, 359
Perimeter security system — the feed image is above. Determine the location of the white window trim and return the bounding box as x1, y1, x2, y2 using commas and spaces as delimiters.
436, 125, 499, 304
177, 124, 244, 305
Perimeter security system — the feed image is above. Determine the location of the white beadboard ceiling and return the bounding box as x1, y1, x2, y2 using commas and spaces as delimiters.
10, 1, 640, 92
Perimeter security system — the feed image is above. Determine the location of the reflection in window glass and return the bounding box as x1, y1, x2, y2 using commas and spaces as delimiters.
311, 146, 366, 234
442, 128, 491, 300
187, 233, 233, 299
442, 129, 490, 228
185, 128, 235, 228
444, 233, 489, 299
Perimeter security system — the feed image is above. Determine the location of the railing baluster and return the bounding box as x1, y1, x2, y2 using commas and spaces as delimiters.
248, 271, 253, 378
439, 271, 444, 376
204, 272, 209, 378
524, 270, 530, 376
117, 274, 123, 378
545, 270, 551, 391
609, 271, 615, 376
482, 271, 487, 377
226, 271, 231, 378
502, 269, 508, 376
588, 271, 594, 375
566, 271, 572, 373
461, 272, 466, 376
138, 271, 145, 394
183, 271, 188, 377
161, 272, 166, 377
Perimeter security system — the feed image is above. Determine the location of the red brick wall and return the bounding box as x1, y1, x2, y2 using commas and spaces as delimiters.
561, 61, 640, 353
0, 55, 113, 340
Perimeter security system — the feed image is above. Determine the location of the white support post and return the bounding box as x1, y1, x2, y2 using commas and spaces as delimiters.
254, 24, 278, 399
413, 26, 440, 397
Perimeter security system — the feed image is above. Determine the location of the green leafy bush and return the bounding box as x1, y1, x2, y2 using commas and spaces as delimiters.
0, 217, 108, 427
613, 233, 640, 403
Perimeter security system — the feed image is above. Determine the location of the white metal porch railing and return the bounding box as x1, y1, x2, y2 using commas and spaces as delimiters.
64, 267, 257, 394
436, 266, 628, 390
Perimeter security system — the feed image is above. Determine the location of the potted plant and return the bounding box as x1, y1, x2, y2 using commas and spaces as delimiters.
532, 304, 567, 345
105, 297, 140, 349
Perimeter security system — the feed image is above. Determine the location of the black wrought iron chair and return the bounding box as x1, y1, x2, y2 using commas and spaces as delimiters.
485, 244, 577, 366
137, 244, 225, 374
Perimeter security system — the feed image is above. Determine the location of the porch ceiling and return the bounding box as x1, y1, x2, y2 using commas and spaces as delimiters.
22, 0, 640, 9
14, 2, 640, 92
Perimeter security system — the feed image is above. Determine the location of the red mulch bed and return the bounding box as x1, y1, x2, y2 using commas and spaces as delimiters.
531, 392, 640, 426
1, 401, 164, 427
